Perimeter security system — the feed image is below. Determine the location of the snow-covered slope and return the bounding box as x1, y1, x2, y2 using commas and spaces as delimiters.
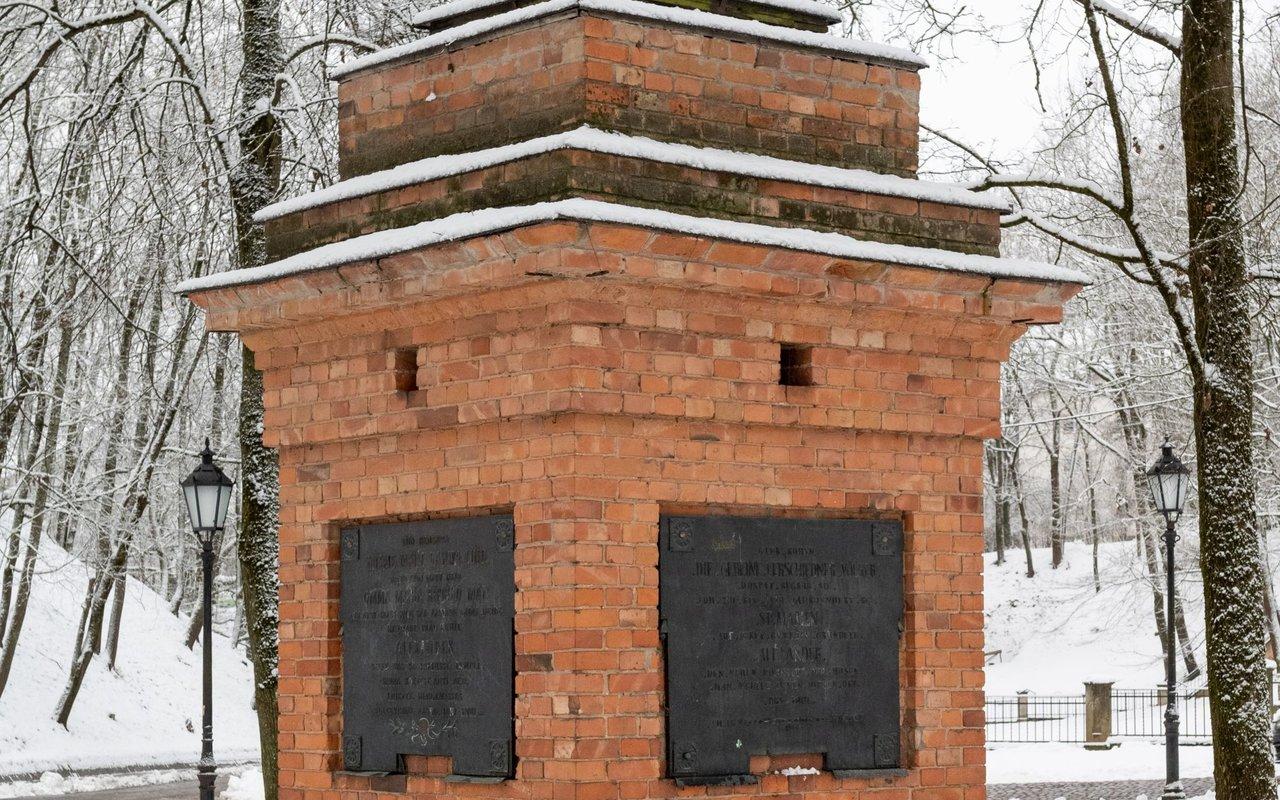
0, 546, 261, 775
985, 539, 1208, 694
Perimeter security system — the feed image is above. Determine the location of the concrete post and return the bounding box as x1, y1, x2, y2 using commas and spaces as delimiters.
1084, 681, 1114, 750
1016, 690, 1030, 722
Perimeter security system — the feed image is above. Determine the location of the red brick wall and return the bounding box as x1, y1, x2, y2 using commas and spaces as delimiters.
336, 11, 920, 178
190, 3, 1080, 797
189, 220, 1078, 800
264, 149, 998, 262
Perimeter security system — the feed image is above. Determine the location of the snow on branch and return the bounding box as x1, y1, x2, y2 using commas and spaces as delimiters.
1074, 0, 1181, 55
1003, 208, 1183, 269
284, 34, 380, 66
969, 173, 1127, 214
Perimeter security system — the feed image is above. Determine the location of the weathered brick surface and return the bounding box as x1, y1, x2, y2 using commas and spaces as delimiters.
188, 5, 1082, 799
420, 0, 836, 34
265, 149, 998, 260
337, 11, 920, 178
187, 218, 1080, 800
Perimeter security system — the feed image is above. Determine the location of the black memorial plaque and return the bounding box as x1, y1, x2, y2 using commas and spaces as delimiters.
660, 515, 903, 783
340, 516, 515, 779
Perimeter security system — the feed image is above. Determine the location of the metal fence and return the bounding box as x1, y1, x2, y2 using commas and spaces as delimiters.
1110, 689, 1213, 742
985, 693, 1086, 743
985, 688, 1219, 744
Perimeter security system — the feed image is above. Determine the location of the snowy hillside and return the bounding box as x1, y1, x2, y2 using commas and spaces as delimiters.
985, 539, 1208, 694
0, 546, 261, 775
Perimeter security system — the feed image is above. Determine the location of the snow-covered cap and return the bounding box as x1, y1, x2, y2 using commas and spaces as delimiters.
411, 0, 843, 32
331, 0, 926, 80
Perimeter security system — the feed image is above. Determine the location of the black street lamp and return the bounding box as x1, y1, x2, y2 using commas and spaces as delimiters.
180, 440, 235, 800
1146, 442, 1191, 800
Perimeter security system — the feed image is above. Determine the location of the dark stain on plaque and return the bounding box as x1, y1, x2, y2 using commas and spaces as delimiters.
660, 515, 903, 784
340, 516, 515, 779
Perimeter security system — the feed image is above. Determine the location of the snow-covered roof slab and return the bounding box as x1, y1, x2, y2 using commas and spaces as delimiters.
254, 127, 1008, 224
181, 198, 1088, 295
330, 0, 926, 80
411, 0, 843, 30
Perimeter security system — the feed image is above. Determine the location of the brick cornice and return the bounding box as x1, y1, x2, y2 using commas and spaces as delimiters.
262, 147, 1002, 261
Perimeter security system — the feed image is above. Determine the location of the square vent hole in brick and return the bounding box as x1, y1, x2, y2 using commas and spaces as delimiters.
779, 343, 815, 387
392, 347, 419, 392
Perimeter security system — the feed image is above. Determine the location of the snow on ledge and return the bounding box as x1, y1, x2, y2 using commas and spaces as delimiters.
329, 0, 926, 79
255, 127, 1007, 223
412, 0, 843, 29
179, 198, 1089, 295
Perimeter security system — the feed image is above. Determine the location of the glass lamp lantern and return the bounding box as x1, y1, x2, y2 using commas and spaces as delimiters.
181, 439, 235, 539
1146, 443, 1191, 522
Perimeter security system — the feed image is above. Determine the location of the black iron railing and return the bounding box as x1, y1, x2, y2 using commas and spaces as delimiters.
1110, 689, 1213, 742
984, 693, 1085, 743
985, 684, 1261, 744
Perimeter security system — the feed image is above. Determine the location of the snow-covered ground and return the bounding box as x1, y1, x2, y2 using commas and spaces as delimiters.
989, 742, 1215, 783
222, 768, 266, 800
0, 765, 263, 799
985, 539, 1217, 783
0, 546, 261, 776
986, 540, 1207, 694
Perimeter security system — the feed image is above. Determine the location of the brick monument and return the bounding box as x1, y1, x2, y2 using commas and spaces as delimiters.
178, 0, 1085, 795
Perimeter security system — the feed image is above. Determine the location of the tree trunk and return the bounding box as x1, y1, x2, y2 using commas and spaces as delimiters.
237, 348, 281, 798
1181, 0, 1274, 793
0, 291, 77, 698
987, 442, 1007, 564
1010, 446, 1035, 578
231, 0, 284, 790
1084, 446, 1101, 593
55, 538, 129, 727
1258, 525, 1280, 662
185, 604, 204, 650
1140, 524, 1173, 659
105, 572, 127, 670
1048, 417, 1064, 568
52, 295, 203, 726
1173, 594, 1200, 681
169, 562, 187, 616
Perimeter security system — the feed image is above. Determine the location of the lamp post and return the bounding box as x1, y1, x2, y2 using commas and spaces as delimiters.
180, 440, 235, 800
1146, 442, 1191, 800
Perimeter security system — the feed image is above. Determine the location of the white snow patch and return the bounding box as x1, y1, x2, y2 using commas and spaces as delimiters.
986, 541, 1205, 694
178, 198, 1091, 295
0, 766, 259, 799
0, 546, 260, 775
778, 766, 821, 776
222, 768, 266, 800
411, 0, 843, 29
987, 742, 1214, 783
1203, 362, 1222, 388
253, 126, 1007, 222
330, 0, 926, 80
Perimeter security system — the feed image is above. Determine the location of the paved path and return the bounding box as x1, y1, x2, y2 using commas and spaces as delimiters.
8, 775, 1216, 800
990, 777, 1215, 800
7, 774, 231, 800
